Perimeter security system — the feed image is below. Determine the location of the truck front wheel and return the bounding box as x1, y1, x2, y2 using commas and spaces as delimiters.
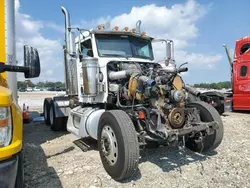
97, 110, 139, 181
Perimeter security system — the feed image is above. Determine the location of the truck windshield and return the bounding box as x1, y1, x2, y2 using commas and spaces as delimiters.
95, 34, 154, 60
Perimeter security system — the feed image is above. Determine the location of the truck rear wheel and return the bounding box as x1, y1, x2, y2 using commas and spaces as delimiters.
43, 98, 52, 125
49, 101, 67, 131
186, 101, 224, 152
97, 110, 139, 181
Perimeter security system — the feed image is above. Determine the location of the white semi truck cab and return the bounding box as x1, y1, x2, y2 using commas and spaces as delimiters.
43, 6, 224, 182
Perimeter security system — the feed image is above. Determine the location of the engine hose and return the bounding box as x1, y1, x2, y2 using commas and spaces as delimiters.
116, 85, 144, 108
136, 119, 144, 132
138, 76, 156, 87
137, 106, 150, 119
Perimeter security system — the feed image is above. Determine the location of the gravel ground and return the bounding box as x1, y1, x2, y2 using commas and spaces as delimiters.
23, 112, 250, 188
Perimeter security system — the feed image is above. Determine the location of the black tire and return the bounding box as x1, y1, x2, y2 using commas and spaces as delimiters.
23, 45, 40, 78
49, 101, 67, 131
43, 98, 52, 125
186, 101, 224, 152
98, 110, 139, 181
15, 151, 24, 188
187, 93, 200, 103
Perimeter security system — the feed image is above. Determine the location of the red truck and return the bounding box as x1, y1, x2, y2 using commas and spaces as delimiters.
188, 36, 250, 114
223, 36, 250, 111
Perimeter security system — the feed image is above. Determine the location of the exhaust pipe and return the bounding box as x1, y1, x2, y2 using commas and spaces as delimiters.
151, 39, 175, 67
166, 40, 175, 65
223, 44, 233, 92
138, 76, 156, 87
61, 6, 78, 96
108, 71, 155, 87
223, 44, 233, 70
136, 20, 142, 34
61, 6, 76, 56
183, 84, 201, 97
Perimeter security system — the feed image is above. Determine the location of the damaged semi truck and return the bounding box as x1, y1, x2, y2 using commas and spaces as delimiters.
43, 6, 224, 181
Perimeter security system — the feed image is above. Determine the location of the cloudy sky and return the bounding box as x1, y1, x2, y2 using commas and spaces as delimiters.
15, 0, 250, 84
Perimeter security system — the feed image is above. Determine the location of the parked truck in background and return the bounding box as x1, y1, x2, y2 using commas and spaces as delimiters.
223, 37, 250, 111
194, 34, 250, 114
43, 6, 223, 181
0, 0, 41, 187
187, 87, 226, 115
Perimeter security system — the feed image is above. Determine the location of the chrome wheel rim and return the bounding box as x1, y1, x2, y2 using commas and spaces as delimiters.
101, 125, 118, 166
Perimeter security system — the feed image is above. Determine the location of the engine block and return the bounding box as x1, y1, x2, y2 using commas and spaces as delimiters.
107, 61, 189, 131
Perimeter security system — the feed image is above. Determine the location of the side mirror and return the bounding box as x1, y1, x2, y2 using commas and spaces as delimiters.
78, 29, 91, 54
152, 38, 174, 67
24, 45, 41, 78
0, 45, 41, 78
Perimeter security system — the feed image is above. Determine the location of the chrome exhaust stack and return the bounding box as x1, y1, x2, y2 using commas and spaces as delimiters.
61, 6, 78, 96
223, 44, 233, 91
61, 6, 76, 56
136, 20, 142, 34
166, 40, 174, 65
223, 44, 233, 70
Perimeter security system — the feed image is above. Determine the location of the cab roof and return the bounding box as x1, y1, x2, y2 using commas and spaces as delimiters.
91, 30, 154, 41
236, 36, 250, 42
75, 29, 154, 43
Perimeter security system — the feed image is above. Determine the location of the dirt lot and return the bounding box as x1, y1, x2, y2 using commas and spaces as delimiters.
23, 111, 250, 188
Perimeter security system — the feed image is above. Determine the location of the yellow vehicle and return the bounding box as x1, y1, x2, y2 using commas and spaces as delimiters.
0, 0, 40, 187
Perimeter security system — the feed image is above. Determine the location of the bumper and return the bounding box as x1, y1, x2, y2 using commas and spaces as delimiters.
0, 140, 22, 159
0, 154, 18, 188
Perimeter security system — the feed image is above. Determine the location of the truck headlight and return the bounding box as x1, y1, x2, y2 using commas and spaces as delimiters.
0, 107, 12, 147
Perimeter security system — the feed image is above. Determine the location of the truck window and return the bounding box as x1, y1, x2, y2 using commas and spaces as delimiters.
95, 34, 154, 60
240, 43, 250, 55
240, 65, 247, 77
81, 39, 93, 57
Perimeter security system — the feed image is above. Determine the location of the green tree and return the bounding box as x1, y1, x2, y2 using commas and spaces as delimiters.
17, 81, 26, 88
17, 80, 35, 88
193, 81, 232, 89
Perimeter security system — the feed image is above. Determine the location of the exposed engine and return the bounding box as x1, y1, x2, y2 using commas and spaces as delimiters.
106, 61, 195, 141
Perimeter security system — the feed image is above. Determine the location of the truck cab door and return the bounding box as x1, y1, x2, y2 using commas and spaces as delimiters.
234, 42, 250, 110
